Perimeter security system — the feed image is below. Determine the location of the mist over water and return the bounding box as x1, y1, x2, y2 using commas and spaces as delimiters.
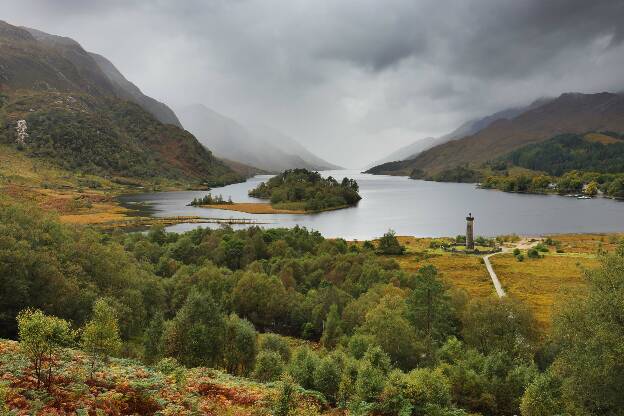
119, 171, 624, 240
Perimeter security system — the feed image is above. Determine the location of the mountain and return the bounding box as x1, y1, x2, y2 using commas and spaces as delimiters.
367, 98, 552, 170
88, 53, 182, 127
367, 93, 624, 176
23, 27, 182, 127
0, 21, 238, 185
178, 104, 341, 172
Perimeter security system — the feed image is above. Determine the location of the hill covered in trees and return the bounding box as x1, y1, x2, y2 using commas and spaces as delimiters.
367, 92, 624, 178
0, 20, 240, 186
249, 169, 362, 211
1, 193, 623, 415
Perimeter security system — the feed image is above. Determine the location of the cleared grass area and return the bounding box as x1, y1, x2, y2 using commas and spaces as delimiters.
584, 132, 621, 144
395, 237, 495, 298
490, 252, 598, 329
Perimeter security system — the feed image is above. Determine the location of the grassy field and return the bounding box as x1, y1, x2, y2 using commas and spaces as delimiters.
391, 234, 619, 331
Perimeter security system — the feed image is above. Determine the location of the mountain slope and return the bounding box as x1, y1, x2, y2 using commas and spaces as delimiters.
369, 92, 624, 176
0, 21, 238, 185
411, 92, 624, 175
89, 52, 182, 127
368, 98, 552, 170
23, 26, 182, 127
178, 104, 340, 172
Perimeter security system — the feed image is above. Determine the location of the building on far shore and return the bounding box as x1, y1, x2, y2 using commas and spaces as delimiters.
466, 213, 475, 250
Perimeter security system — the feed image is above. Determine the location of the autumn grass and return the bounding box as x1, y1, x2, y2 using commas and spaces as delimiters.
489, 252, 598, 330
393, 237, 495, 298
390, 234, 623, 331
198, 202, 307, 214
584, 132, 620, 144
198, 202, 353, 214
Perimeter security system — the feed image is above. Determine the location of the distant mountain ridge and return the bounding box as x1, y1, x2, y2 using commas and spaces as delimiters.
0, 21, 238, 185
178, 104, 341, 173
368, 98, 552, 169
367, 92, 624, 176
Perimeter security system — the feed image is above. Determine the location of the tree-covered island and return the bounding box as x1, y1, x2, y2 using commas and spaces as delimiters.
248, 169, 362, 212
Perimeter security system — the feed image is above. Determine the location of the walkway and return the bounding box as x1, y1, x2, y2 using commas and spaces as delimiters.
483, 252, 506, 297
482, 238, 541, 298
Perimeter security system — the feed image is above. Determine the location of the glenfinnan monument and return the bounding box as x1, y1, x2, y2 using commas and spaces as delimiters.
466, 213, 475, 250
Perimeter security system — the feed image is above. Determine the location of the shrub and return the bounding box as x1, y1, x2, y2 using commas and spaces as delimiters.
313, 355, 342, 403
253, 350, 285, 382
17, 309, 75, 389
273, 375, 297, 416
81, 299, 122, 377
259, 333, 291, 362
377, 230, 406, 255
355, 361, 386, 403
516, 254, 525, 262
527, 248, 540, 259
513, 248, 521, 256
288, 347, 319, 390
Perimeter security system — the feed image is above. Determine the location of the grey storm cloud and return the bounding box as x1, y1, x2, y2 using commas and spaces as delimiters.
3, 0, 624, 167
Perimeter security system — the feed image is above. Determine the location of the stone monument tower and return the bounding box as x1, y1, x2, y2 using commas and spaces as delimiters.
466, 213, 475, 250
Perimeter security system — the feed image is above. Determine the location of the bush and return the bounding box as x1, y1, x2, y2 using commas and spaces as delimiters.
259, 334, 291, 362
513, 248, 521, 256
527, 248, 540, 259
81, 299, 122, 377
516, 254, 525, 262
377, 230, 406, 255
253, 350, 285, 382
289, 347, 319, 390
17, 309, 75, 389
273, 375, 297, 416
313, 355, 342, 403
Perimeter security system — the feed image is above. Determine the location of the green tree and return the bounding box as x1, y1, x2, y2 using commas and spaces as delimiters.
259, 333, 291, 362
551, 253, 624, 414
520, 371, 563, 416
81, 299, 122, 377
313, 354, 343, 403
406, 265, 456, 362
163, 291, 225, 367
359, 294, 422, 370
253, 350, 285, 382
377, 230, 406, 255
17, 309, 74, 389
273, 374, 297, 416
143, 312, 165, 364
320, 304, 343, 349
288, 347, 319, 389
461, 296, 537, 358
223, 314, 258, 375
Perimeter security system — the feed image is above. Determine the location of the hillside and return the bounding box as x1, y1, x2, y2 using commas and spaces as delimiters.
178, 103, 341, 172
367, 98, 552, 170
372, 92, 624, 177
0, 21, 239, 186
505, 132, 624, 176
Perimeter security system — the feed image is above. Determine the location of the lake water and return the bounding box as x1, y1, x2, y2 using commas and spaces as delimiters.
117, 170, 624, 240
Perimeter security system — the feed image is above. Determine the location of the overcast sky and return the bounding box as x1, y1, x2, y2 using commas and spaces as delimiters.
4, 0, 624, 167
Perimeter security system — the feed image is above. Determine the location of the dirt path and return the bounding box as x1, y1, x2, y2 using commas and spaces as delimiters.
483, 238, 541, 298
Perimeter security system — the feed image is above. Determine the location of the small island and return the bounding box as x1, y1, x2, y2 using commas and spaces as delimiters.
248, 169, 362, 212
192, 169, 362, 214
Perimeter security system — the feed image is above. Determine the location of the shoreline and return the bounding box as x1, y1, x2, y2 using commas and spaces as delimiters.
193, 202, 353, 215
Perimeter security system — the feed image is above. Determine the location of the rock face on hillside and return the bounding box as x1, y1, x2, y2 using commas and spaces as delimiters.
0, 20, 238, 185
368, 92, 624, 176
